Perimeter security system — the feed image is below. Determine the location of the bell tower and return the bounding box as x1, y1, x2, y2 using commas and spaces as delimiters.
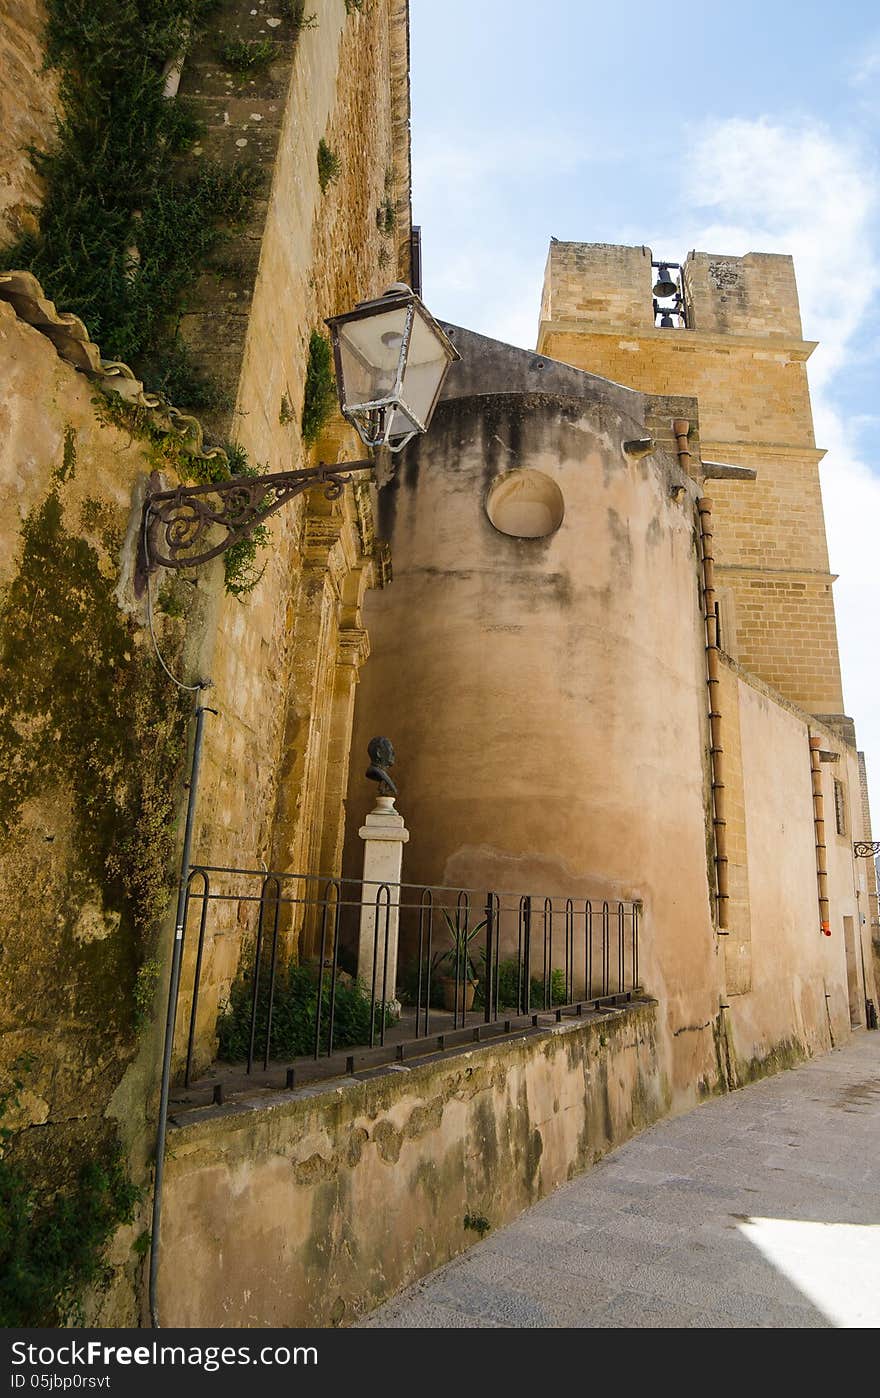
537, 241, 846, 723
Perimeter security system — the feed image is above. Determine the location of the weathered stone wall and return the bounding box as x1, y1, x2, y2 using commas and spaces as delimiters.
345, 326, 723, 1107
0, 0, 58, 245
537, 241, 844, 717
0, 301, 199, 1323
0, 0, 411, 1323
159, 1000, 666, 1327
169, 0, 412, 1059
344, 326, 876, 1118
720, 660, 874, 1074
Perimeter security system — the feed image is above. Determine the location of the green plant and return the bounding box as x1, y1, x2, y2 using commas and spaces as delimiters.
463, 1211, 490, 1237
218, 446, 271, 597
0, 1145, 139, 1327
217, 959, 393, 1061
133, 957, 161, 1028
132, 1230, 151, 1258
156, 580, 187, 618
0, 1074, 139, 1327
219, 37, 278, 73
377, 244, 391, 270
317, 138, 341, 193
345, 0, 364, 12
0, 3, 261, 409
301, 331, 337, 445
138, 341, 232, 412
376, 196, 396, 236
95, 392, 271, 595
279, 393, 294, 425
474, 957, 567, 1011
376, 165, 396, 236
431, 910, 488, 986
280, 0, 318, 26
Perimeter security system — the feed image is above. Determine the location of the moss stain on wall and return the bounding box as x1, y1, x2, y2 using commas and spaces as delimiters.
0, 470, 191, 1323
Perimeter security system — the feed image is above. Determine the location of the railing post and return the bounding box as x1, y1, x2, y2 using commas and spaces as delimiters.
484, 894, 495, 1024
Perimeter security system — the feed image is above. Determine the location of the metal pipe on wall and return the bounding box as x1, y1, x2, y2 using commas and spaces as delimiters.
693, 482, 730, 931
149, 700, 215, 1327
809, 734, 831, 935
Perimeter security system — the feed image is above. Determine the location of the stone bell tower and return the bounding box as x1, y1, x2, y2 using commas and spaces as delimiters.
537, 241, 846, 724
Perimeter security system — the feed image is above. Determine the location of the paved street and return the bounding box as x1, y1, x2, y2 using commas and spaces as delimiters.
362, 1035, 880, 1328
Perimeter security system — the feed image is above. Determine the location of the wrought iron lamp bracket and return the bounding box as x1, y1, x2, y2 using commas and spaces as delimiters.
853, 841, 880, 858
138, 459, 374, 581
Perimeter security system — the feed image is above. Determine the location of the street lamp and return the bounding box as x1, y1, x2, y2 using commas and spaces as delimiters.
326, 281, 459, 451
139, 284, 459, 578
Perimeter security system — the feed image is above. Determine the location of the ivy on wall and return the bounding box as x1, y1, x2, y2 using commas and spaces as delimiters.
0, 1, 261, 410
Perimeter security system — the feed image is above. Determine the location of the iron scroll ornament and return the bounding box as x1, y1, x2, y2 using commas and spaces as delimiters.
140, 461, 374, 575
853, 841, 880, 858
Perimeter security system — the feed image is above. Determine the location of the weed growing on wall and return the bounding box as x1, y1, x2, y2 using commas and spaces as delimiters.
219, 38, 278, 74
0, 1065, 140, 1327
376, 167, 396, 236
0, 2, 261, 409
317, 139, 342, 193
280, 0, 318, 27
95, 393, 270, 595
0, 1143, 139, 1327
301, 331, 337, 445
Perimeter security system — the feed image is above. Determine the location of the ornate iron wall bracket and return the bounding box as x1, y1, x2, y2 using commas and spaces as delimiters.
854, 841, 880, 858
138, 460, 374, 582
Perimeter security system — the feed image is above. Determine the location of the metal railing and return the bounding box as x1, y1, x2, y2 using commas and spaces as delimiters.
177, 867, 642, 1089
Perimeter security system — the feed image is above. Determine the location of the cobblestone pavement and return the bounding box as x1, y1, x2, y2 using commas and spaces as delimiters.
361, 1035, 880, 1328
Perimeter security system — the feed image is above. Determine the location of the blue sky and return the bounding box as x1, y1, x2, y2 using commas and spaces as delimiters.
410, 0, 880, 823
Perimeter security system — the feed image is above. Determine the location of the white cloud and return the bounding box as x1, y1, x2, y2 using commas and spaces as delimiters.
644, 116, 880, 823
849, 38, 880, 87
682, 117, 879, 383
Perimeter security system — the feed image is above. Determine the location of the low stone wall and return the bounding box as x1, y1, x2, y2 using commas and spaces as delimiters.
159, 1000, 666, 1327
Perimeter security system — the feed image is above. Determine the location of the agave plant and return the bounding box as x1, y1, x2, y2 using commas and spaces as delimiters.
431, 909, 488, 986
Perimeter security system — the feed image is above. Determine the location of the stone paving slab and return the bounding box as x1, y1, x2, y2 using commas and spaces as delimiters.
360, 1035, 880, 1328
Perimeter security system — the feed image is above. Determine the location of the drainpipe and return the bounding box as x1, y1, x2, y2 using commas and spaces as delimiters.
148, 700, 215, 1327
809, 734, 831, 935
673, 417, 696, 480
692, 478, 729, 932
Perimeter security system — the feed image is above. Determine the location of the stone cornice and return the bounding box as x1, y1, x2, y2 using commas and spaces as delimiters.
539, 319, 818, 361
700, 439, 826, 463
716, 564, 839, 584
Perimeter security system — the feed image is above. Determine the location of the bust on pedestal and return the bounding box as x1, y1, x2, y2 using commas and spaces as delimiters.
356, 738, 409, 1009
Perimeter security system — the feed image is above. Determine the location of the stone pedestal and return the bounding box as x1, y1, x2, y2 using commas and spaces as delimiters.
356, 795, 409, 1003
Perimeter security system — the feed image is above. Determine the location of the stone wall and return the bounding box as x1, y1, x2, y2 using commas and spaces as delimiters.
0, 0, 58, 245
0, 299, 199, 1323
159, 1000, 666, 1327
344, 325, 877, 1116
0, 0, 411, 1323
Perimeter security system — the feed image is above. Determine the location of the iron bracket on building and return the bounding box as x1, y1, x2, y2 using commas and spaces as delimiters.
138, 460, 374, 579
853, 841, 880, 858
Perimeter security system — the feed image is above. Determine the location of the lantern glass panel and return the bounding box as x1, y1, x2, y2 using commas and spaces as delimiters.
399, 305, 452, 430
336, 305, 409, 409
